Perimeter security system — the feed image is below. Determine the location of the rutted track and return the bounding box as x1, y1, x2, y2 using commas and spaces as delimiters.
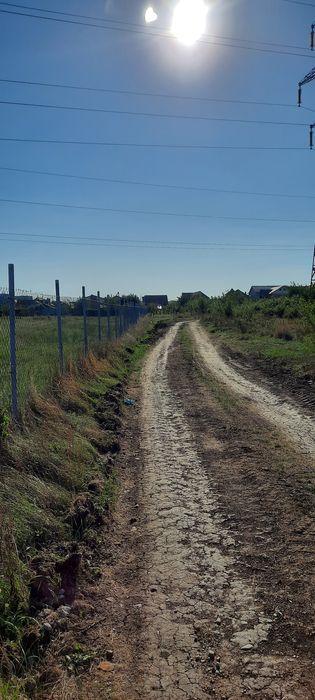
191, 321, 315, 458
135, 322, 314, 699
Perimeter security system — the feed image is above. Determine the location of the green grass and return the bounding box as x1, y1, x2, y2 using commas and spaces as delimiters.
0, 316, 117, 413
0, 680, 25, 699
0, 315, 168, 695
0, 315, 160, 605
207, 326, 315, 378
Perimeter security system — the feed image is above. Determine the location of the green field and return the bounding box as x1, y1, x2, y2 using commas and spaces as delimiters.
0, 315, 117, 413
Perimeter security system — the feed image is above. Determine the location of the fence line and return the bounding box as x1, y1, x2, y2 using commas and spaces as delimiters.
0, 264, 147, 418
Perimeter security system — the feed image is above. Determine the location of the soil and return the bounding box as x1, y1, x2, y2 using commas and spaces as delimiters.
41, 321, 315, 700
214, 337, 315, 416
190, 322, 315, 459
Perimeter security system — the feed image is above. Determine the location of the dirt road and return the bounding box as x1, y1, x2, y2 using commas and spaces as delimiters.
49, 321, 314, 700
132, 321, 315, 699
190, 321, 315, 458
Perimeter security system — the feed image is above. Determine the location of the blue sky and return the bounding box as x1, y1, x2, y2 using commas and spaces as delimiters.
0, 0, 314, 299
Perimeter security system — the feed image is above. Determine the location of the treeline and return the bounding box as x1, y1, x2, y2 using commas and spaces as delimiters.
0, 293, 141, 317
168, 286, 315, 340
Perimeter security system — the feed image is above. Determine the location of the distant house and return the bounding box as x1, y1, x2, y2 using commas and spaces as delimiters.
16, 297, 56, 316
249, 285, 289, 300
16, 295, 34, 305
143, 295, 168, 308
268, 285, 290, 298
181, 291, 209, 304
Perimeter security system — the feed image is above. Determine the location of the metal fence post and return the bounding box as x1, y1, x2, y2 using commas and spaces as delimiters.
8, 264, 18, 419
55, 280, 64, 373
115, 305, 119, 339
107, 303, 111, 340
122, 306, 126, 334
82, 286, 88, 356
97, 291, 102, 342
119, 305, 123, 336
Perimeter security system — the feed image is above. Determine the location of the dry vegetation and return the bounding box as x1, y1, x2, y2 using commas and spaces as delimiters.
0, 317, 168, 698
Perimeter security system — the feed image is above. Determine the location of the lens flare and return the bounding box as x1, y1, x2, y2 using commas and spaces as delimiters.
145, 6, 158, 24
172, 0, 208, 46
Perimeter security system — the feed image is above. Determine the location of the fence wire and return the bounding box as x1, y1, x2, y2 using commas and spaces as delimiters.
0, 291, 11, 414
0, 274, 147, 417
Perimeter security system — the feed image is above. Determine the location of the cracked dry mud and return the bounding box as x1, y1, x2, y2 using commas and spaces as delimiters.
133, 322, 315, 700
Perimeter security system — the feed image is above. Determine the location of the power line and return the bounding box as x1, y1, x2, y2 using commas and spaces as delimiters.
0, 6, 313, 60
279, 0, 315, 7
0, 230, 307, 248
1, 77, 314, 113
0, 1, 311, 52
0, 231, 309, 251
1, 165, 314, 201
0, 137, 306, 150
1, 238, 308, 252
0, 98, 308, 127
1, 195, 315, 223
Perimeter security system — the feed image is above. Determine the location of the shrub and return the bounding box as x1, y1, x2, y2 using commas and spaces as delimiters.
274, 320, 294, 341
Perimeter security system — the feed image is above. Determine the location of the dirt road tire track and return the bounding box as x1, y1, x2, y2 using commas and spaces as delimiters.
190, 321, 315, 458
135, 322, 315, 699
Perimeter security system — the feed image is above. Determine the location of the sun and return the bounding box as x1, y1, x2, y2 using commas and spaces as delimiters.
171, 0, 208, 46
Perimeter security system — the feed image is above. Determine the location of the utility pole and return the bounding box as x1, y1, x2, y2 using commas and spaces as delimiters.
298, 24, 315, 148
298, 67, 315, 108
297, 26, 315, 296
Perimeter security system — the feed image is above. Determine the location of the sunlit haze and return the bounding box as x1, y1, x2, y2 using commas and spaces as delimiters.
171, 0, 208, 46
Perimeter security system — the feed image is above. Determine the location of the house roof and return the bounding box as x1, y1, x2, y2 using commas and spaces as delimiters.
142, 295, 168, 304
181, 291, 209, 300
249, 286, 279, 293
268, 285, 289, 295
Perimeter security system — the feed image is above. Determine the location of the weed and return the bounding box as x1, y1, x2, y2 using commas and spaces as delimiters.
0, 411, 10, 448
0, 679, 25, 699
99, 471, 118, 510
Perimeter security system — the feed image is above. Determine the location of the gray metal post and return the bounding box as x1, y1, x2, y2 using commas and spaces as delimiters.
8, 264, 18, 419
107, 303, 111, 339
119, 306, 123, 336
115, 305, 119, 339
97, 291, 102, 342
122, 306, 126, 334
55, 280, 64, 373
82, 286, 88, 356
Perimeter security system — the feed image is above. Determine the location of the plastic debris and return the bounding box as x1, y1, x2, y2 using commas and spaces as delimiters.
124, 398, 135, 406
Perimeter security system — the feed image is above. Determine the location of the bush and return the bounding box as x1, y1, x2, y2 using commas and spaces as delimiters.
274, 321, 294, 341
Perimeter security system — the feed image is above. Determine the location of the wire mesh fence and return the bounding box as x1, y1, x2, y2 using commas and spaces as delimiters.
0, 305, 11, 414
0, 265, 147, 418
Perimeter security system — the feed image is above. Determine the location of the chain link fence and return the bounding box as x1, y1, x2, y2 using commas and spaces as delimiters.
0, 296, 11, 414
0, 265, 147, 418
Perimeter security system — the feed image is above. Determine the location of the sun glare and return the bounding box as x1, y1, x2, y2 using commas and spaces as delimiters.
145, 6, 158, 24
171, 0, 208, 46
